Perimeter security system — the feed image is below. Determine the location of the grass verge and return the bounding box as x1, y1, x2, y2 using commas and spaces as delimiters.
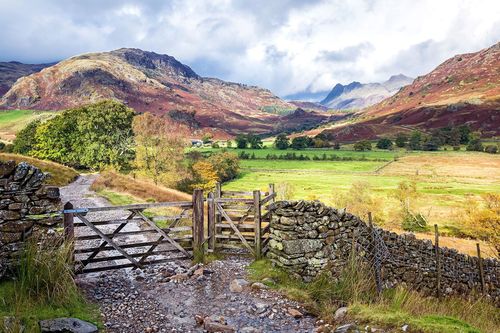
248, 259, 499, 333
0, 153, 79, 186
0, 237, 102, 332
91, 170, 191, 202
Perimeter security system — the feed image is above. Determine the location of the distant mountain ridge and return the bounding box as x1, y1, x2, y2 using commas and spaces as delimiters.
0, 61, 56, 96
318, 42, 500, 141
320, 74, 414, 110
0, 48, 332, 136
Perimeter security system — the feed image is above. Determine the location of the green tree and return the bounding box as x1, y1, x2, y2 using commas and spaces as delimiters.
202, 133, 213, 144
247, 134, 263, 149
30, 100, 135, 170
12, 119, 41, 155
235, 134, 248, 149
466, 139, 484, 152
408, 131, 422, 150
353, 140, 372, 151
395, 133, 408, 148
422, 134, 441, 151
458, 124, 472, 144
207, 151, 240, 182
274, 133, 290, 150
290, 136, 310, 150
376, 138, 393, 150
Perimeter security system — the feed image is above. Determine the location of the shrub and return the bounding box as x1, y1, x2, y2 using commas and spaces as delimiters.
395, 133, 408, 148
466, 139, 483, 152
376, 138, 393, 150
211, 142, 220, 148
235, 134, 248, 148
207, 151, 240, 182
353, 140, 372, 151
290, 136, 313, 150
453, 145, 460, 151
484, 145, 498, 154
333, 142, 341, 150
408, 131, 422, 150
247, 134, 263, 149
274, 133, 289, 150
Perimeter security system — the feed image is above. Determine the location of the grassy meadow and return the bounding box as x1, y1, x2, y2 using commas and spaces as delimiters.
204, 147, 499, 257
0, 110, 56, 142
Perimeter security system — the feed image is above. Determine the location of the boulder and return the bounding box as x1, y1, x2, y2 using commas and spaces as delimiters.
334, 307, 348, 321
0, 161, 16, 178
39, 318, 98, 333
229, 278, 249, 292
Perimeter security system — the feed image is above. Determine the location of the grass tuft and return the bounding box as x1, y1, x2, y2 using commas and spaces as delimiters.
248, 259, 499, 332
0, 237, 101, 332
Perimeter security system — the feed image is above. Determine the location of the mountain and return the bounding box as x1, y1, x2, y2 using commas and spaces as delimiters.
319, 42, 500, 141
0, 48, 330, 136
0, 61, 55, 96
320, 74, 414, 110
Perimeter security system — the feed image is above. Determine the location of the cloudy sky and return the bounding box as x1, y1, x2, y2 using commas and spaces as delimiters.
0, 0, 499, 96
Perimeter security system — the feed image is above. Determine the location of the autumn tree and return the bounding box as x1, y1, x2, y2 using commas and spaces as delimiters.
133, 112, 187, 185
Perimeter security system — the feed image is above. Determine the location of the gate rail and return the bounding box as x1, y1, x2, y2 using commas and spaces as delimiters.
63, 190, 204, 274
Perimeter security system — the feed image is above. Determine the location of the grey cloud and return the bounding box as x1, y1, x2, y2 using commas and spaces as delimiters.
318, 42, 374, 63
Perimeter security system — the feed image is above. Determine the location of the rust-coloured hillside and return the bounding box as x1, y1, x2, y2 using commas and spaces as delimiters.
320, 42, 500, 141
0, 48, 330, 136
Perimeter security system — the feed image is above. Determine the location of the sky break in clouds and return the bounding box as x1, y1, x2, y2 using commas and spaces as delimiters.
0, 0, 499, 97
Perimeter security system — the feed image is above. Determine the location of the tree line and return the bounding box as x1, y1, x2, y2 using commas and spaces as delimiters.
12, 100, 240, 191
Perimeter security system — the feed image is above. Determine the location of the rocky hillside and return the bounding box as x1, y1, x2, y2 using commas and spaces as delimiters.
320, 74, 413, 110
320, 42, 500, 141
0, 61, 54, 96
0, 48, 330, 136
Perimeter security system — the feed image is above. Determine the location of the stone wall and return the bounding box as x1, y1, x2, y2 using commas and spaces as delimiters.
0, 161, 62, 279
267, 200, 500, 304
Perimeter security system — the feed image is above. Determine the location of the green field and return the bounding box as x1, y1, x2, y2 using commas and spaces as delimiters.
216, 148, 500, 256
0, 109, 56, 142
199, 147, 402, 160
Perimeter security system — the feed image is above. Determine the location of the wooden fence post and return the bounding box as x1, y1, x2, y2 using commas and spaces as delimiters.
253, 190, 262, 259
208, 192, 216, 252
192, 189, 204, 259
215, 182, 222, 235
63, 201, 74, 241
368, 212, 382, 294
476, 243, 485, 292
268, 184, 275, 203
434, 224, 441, 299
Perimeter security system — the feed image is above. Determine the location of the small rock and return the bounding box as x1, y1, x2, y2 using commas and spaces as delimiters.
334, 323, 358, 333
203, 316, 235, 333
240, 327, 263, 333
194, 314, 204, 326
39, 318, 98, 333
229, 278, 249, 293
170, 273, 189, 283
287, 307, 303, 318
401, 324, 409, 332
251, 282, 269, 290
334, 306, 348, 321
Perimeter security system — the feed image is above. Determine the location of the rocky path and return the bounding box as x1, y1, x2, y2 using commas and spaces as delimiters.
62, 175, 319, 333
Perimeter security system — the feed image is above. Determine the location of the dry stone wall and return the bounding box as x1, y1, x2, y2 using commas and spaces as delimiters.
0, 161, 62, 279
267, 200, 500, 305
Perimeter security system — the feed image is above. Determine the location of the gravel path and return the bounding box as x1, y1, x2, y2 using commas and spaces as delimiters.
62, 175, 319, 333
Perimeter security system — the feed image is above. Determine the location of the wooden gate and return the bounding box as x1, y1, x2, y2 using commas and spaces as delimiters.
63, 190, 204, 274
207, 183, 275, 259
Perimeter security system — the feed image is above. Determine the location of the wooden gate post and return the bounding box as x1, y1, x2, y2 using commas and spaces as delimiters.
208, 192, 216, 252
253, 190, 262, 259
215, 182, 222, 235
476, 243, 485, 292
268, 184, 275, 203
434, 224, 441, 299
63, 202, 74, 241
192, 189, 204, 259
